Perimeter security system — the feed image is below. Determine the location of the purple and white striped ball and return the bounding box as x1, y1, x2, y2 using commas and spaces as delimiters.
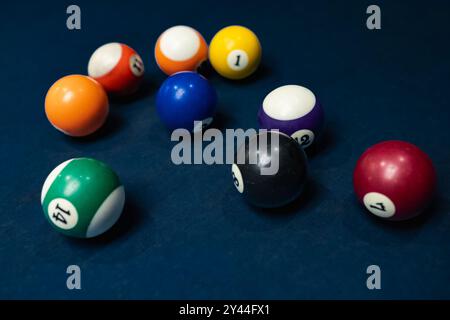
258, 85, 325, 148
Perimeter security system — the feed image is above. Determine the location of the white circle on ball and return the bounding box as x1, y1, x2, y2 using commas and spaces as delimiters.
232, 164, 244, 193
129, 54, 144, 77
86, 186, 125, 238
363, 192, 396, 218
263, 85, 317, 121
88, 42, 122, 78
291, 129, 315, 148
193, 117, 213, 133
159, 26, 200, 61
41, 159, 74, 204
47, 198, 79, 230
227, 49, 249, 71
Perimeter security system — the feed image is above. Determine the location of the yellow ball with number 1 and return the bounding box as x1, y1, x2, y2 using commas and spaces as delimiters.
209, 25, 262, 80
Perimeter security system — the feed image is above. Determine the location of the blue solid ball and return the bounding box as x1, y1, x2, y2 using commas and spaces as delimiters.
156, 71, 218, 132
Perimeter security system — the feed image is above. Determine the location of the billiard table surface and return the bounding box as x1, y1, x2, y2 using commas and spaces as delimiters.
1, 0, 450, 300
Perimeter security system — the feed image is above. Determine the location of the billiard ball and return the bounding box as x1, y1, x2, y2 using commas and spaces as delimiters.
155, 25, 208, 75
156, 71, 217, 132
258, 85, 324, 149
88, 42, 145, 95
41, 158, 125, 238
353, 140, 436, 221
209, 25, 262, 80
232, 131, 308, 208
45, 75, 109, 137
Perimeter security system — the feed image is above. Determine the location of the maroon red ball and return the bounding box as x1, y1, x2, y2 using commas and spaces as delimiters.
353, 140, 436, 221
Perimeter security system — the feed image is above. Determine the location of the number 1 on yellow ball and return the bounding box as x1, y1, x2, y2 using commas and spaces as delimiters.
209, 25, 262, 80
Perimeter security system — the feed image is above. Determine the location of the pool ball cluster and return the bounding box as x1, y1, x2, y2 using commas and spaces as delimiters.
42, 24, 437, 239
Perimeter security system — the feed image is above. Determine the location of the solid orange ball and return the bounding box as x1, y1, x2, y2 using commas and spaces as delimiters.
45, 75, 109, 137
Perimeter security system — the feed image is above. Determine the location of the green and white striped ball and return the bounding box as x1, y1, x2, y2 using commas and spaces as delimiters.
41, 158, 125, 238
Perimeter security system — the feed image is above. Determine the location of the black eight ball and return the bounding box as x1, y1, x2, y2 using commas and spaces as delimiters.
232, 131, 308, 208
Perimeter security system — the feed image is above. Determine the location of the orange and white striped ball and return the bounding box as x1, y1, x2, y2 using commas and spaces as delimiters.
155, 25, 208, 75
88, 43, 145, 96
